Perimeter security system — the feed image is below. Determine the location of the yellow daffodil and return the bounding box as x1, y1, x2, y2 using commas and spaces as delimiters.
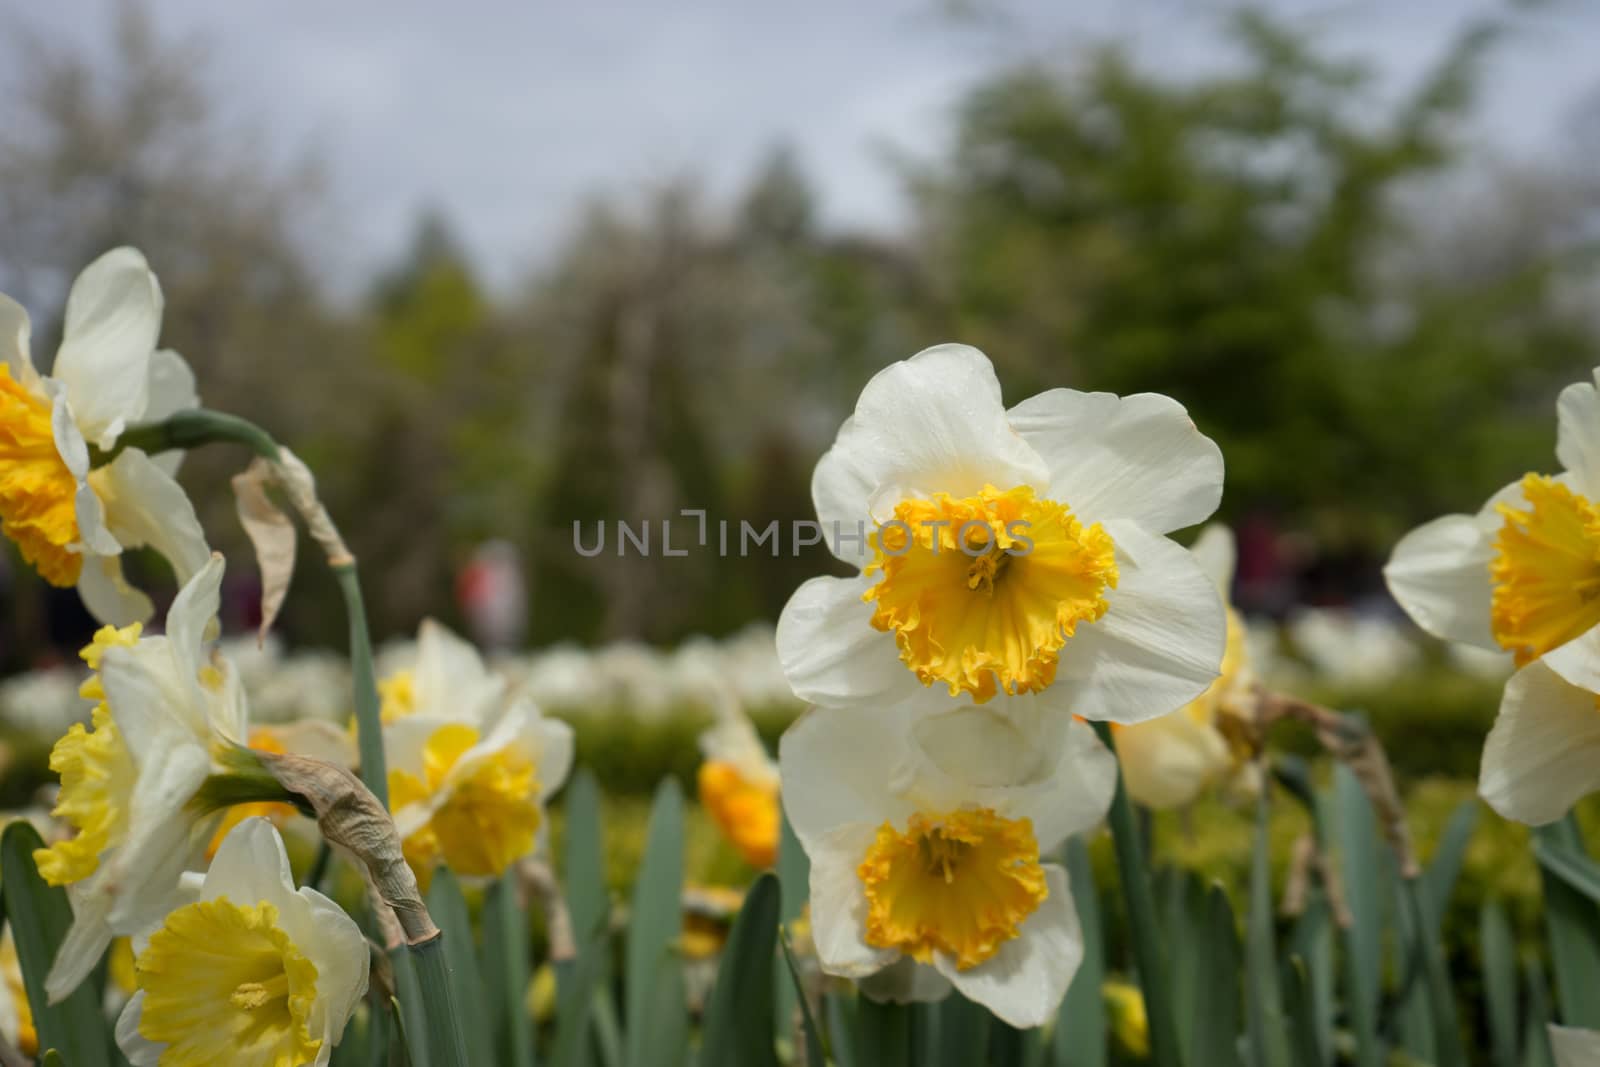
1104, 979, 1150, 1058
375, 618, 510, 725
696, 693, 780, 869
35, 555, 250, 1001
1, 248, 209, 624
779, 697, 1115, 1027
1115, 524, 1255, 809
0, 929, 36, 1058
778, 343, 1226, 725
382, 622, 571, 885
114, 818, 368, 1067
1386, 367, 1600, 824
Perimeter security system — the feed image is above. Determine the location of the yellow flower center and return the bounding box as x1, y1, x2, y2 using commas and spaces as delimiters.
388, 722, 541, 883
864, 485, 1117, 703
1490, 474, 1600, 666
857, 807, 1047, 970
697, 761, 780, 869
378, 670, 418, 724
34, 623, 143, 885
0, 365, 82, 587
207, 729, 295, 860
1, 932, 36, 1057
135, 896, 322, 1067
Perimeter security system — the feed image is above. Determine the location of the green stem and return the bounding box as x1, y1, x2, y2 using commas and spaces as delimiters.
490, 873, 535, 1067
389, 945, 432, 1067
410, 936, 470, 1067
1092, 721, 1182, 1067
335, 562, 388, 806
101, 408, 281, 463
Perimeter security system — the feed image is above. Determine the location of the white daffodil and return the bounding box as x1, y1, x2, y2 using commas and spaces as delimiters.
1115, 524, 1255, 809
1477, 660, 1600, 825
375, 617, 508, 725
115, 817, 368, 1067
34, 554, 248, 1001
1551, 1025, 1600, 1067
696, 689, 781, 869
0, 247, 209, 625
1385, 367, 1600, 690
382, 621, 573, 885
779, 696, 1116, 1028
778, 343, 1226, 725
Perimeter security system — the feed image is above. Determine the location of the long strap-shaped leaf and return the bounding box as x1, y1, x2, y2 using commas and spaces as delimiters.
0, 821, 113, 1067
700, 873, 781, 1067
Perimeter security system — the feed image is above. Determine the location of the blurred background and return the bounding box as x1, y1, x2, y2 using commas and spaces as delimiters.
3, 0, 1600, 983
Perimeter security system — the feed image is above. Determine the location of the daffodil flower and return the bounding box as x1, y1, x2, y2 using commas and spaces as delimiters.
778, 343, 1226, 724
377, 618, 509, 725
381, 621, 573, 884
0, 248, 209, 624
1386, 367, 1600, 685
779, 697, 1116, 1027
1475, 659, 1600, 825
696, 694, 781, 869
34, 554, 248, 1001
1551, 1025, 1600, 1067
114, 817, 368, 1067
1115, 524, 1256, 809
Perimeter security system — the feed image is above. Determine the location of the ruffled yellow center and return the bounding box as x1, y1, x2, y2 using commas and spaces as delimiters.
697, 761, 780, 869
864, 485, 1117, 702
207, 728, 295, 860
34, 623, 143, 885
857, 807, 1047, 970
389, 722, 541, 884
136, 896, 322, 1067
0, 365, 82, 587
1, 932, 35, 1056
378, 669, 417, 723
1490, 474, 1600, 666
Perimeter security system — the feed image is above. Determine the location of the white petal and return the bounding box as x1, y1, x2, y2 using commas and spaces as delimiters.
93, 449, 213, 589
201, 817, 297, 912
816, 344, 1049, 531
1188, 523, 1236, 594
1114, 710, 1232, 810
54, 247, 163, 448
1046, 521, 1226, 725
775, 574, 922, 708
416, 618, 505, 724
779, 704, 915, 849
1383, 513, 1497, 648
1479, 661, 1600, 825
858, 958, 953, 1005
532, 712, 575, 803
1542, 625, 1600, 696
292, 888, 371, 1049
808, 823, 898, 979
383, 715, 453, 782
104, 744, 212, 929
98, 640, 203, 758
45, 889, 114, 1002
1557, 371, 1600, 500
933, 865, 1081, 1029
165, 553, 225, 678
910, 706, 1115, 850
1006, 389, 1223, 533
77, 554, 155, 627
115, 991, 166, 1066
1551, 1024, 1600, 1067
143, 349, 199, 475
0, 291, 35, 386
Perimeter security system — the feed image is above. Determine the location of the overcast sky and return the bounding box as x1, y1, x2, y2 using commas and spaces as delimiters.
9, 0, 1597, 292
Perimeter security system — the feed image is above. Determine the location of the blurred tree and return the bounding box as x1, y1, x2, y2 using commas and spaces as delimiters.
913, 10, 1599, 550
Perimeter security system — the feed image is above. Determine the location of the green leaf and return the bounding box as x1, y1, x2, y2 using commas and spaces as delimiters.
42, 1052, 66, 1067
1245, 791, 1291, 1067
854, 997, 911, 1067
1421, 800, 1477, 921
827, 994, 858, 1067
1054, 836, 1106, 1067
1400, 875, 1465, 1066
550, 937, 605, 1067
1284, 958, 1323, 1067
1533, 817, 1600, 1028
774, 811, 810, 1052
935, 992, 989, 1067
1325, 765, 1382, 1067
479, 873, 535, 1067
1522, 959, 1556, 1067
1194, 885, 1243, 1067
0, 821, 113, 1067
700, 873, 781, 1067
624, 778, 687, 1067
1482, 900, 1519, 1067
1285, 885, 1333, 1065
561, 767, 609, 1067
1161, 868, 1207, 1055
426, 869, 492, 1067
780, 933, 827, 1067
